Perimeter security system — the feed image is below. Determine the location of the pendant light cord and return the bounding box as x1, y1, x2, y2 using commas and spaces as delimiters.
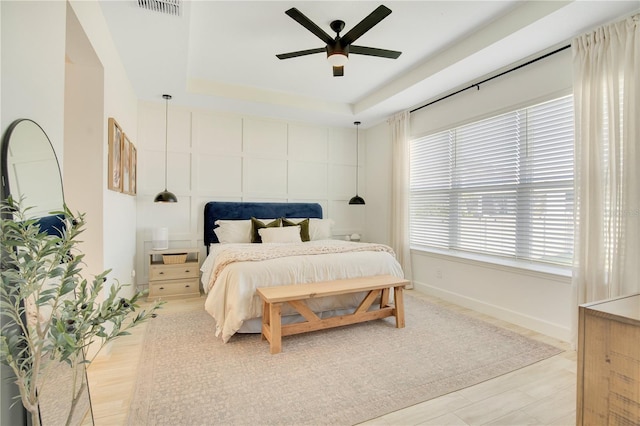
154, 94, 177, 203
348, 121, 365, 205
355, 121, 360, 194
163, 94, 171, 191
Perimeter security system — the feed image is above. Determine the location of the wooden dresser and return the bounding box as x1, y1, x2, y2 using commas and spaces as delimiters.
577, 293, 640, 425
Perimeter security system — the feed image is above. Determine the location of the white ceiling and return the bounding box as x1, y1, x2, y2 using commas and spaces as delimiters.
99, 0, 639, 128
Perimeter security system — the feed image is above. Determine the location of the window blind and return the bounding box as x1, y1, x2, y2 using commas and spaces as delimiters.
410, 95, 574, 267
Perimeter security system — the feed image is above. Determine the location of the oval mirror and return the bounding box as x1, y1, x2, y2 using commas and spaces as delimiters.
1, 119, 93, 425
1, 119, 64, 217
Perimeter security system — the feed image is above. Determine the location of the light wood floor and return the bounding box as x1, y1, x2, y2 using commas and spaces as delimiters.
85, 290, 576, 426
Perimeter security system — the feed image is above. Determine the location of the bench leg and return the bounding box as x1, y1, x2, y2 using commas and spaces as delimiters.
394, 286, 405, 328
261, 300, 269, 341
269, 302, 282, 354
380, 288, 390, 308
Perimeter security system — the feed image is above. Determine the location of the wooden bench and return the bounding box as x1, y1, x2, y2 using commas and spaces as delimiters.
256, 274, 408, 354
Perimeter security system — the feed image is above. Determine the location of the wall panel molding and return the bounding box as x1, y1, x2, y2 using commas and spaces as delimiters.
135, 102, 367, 289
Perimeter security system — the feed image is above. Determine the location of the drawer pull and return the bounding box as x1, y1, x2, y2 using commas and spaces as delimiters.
159, 271, 164, 275
185, 269, 190, 273
185, 284, 190, 288
159, 287, 164, 290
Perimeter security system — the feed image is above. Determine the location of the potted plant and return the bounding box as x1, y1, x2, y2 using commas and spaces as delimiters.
0, 198, 162, 426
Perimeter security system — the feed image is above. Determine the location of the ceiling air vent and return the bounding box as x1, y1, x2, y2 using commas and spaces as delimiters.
138, 0, 181, 16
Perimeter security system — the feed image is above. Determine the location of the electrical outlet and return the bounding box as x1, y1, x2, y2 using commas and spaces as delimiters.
436, 269, 442, 279
131, 269, 136, 278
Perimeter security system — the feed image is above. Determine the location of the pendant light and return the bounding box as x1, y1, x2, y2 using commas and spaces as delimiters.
154, 94, 178, 203
349, 121, 365, 205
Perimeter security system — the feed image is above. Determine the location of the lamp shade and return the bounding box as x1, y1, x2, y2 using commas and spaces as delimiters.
154, 190, 177, 203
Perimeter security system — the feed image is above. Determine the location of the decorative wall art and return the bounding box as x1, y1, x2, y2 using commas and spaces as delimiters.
107, 117, 137, 195
108, 117, 123, 191
121, 134, 131, 195
130, 144, 137, 196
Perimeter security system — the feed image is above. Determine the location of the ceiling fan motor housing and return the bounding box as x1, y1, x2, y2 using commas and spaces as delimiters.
327, 42, 349, 58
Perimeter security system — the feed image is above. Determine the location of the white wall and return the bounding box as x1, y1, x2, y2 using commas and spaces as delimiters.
365, 48, 574, 342
1, 2, 66, 154
410, 47, 573, 139
67, 1, 140, 298
64, 4, 106, 288
1, 3, 67, 423
134, 103, 369, 290
364, 122, 393, 246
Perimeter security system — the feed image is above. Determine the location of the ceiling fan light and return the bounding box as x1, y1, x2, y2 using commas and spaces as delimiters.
327, 52, 349, 67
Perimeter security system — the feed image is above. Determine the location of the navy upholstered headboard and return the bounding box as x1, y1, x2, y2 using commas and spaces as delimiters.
204, 201, 323, 247
35, 214, 66, 238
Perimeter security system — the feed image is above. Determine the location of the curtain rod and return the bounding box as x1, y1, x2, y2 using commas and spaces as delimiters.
410, 44, 571, 114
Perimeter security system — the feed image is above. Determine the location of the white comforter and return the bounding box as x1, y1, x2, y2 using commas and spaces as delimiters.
201, 240, 404, 342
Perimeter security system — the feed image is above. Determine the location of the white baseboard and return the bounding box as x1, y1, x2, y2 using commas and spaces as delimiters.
412, 280, 571, 343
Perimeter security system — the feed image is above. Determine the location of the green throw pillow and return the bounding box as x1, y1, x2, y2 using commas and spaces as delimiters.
282, 218, 310, 242
250, 217, 281, 243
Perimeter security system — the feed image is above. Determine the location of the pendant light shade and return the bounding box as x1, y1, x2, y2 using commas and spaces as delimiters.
348, 194, 365, 205
154, 189, 177, 203
154, 94, 177, 203
349, 121, 365, 205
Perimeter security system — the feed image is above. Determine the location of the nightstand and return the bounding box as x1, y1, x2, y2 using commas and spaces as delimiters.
148, 247, 200, 300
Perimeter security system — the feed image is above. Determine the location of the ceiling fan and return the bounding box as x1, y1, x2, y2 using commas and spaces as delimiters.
276, 5, 402, 77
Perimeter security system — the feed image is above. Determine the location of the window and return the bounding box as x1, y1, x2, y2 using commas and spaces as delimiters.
410, 95, 574, 268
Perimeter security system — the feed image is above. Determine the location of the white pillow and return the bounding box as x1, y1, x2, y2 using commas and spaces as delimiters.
214, 219, 279, 244
309, 218, 334, 240
258, 226, 302, 243
213, 220, 251, 243
286, 218, 334, 240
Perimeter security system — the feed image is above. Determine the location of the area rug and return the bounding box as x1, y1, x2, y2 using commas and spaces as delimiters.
127, 293, 562, 425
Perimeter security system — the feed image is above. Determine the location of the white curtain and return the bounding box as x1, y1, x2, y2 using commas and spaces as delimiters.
571, 14, 640, 342
388, 111, 412, 284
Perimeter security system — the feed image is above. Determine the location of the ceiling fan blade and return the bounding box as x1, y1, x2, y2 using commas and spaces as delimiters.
285, 8, 334, 45
333, 66, 344, 77
341, 5, 392, 46
350, 45, 402, 59
276, 48, 325, 60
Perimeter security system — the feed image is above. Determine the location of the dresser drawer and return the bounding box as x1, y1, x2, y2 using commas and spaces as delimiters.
148, 278, 200, 298
149, 263, 199, 281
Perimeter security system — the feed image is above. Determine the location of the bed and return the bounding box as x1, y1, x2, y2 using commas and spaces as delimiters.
201, 201, 405, 342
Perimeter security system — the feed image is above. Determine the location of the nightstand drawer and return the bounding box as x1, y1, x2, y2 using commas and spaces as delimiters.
149, 263, 199, 281
148, 278, 199, 298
